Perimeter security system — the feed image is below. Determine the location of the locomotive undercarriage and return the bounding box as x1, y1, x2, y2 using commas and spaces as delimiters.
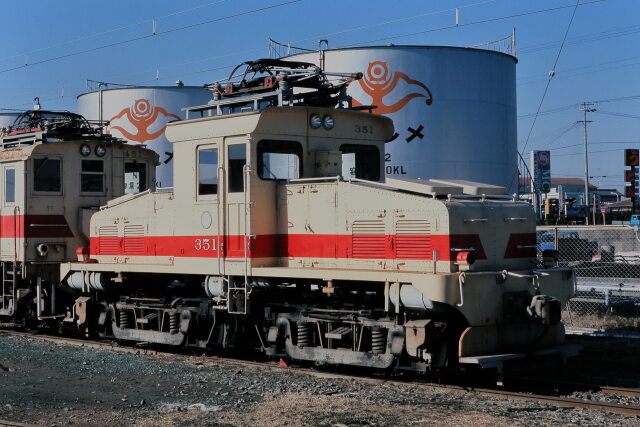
60, 275, 461, 372
0, 262, 69, 327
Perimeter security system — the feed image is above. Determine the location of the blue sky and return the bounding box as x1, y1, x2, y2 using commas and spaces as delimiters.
0, 0, 637, 190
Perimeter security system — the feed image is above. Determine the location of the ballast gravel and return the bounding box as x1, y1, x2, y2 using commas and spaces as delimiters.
0, 333, 638, 426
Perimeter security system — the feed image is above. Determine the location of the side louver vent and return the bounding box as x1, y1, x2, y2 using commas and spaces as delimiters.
396, 220, 431, 260
123, 224, 145, 255
352, 220, 385, 259
98, 225, 119, 255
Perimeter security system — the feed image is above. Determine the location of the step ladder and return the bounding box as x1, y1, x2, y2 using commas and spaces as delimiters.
0, 262, 16, 316
227, 279, 248, 315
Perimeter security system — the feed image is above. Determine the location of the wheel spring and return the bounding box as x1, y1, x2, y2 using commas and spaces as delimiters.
297, 322, 312, 347
169, 312, 180, 334
371, 328, 386, 354
118, 310, 131, 329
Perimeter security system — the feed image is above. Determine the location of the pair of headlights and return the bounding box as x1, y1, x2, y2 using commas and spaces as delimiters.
309, 113, 335, 130
80, 144, 106, 157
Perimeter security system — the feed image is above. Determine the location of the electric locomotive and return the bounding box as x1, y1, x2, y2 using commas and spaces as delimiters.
61, 60, 576, 372
0, 110, 158, 324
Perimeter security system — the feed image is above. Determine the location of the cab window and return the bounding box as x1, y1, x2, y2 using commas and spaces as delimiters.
198, 147, 218, 195
81, 160, 104, 193
257, 140, 302, 180
5, 169, 15, 203
34, 158, 61, 192
124, 161, 147, 194
228, 144, 246, 193
340, 144, 380, 181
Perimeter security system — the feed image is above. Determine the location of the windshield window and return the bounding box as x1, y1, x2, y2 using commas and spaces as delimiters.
340, 144, 380, 181
257, 140, 302, 180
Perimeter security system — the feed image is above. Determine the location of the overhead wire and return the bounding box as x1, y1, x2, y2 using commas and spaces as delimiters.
594, 110, 640, 119
518, 94, 640, 120
518, 59, 640, 86
0, 0, 616, 111
0, 0, 230, 65
510, 0, 582, 191
0, 0, 497, 102
536, 122, 581, 149
518, 0, 581, 156
0, 0, 306, 75
341, 0, 603, 47
519, 23, 640, 55
553, 148, 625, 157
286, 0, 496, 46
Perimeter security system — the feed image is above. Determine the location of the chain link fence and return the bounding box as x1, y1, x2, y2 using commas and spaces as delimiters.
537, 226, 640, 330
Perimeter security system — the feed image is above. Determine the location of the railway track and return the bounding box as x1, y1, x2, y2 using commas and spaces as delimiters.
0, 420, 41, 427
2, 329, 640, 418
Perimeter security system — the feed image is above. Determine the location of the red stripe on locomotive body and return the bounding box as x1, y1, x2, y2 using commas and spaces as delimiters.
0, 214, 74, 238
503, 233, 537, 258
89, 233, 508, 261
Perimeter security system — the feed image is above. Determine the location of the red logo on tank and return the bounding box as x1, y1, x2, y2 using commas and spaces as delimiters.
108, 99, 180, 143
352, 61, 433, 114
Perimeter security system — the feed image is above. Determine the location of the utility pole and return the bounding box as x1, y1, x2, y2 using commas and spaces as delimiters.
579, 102, 596, 225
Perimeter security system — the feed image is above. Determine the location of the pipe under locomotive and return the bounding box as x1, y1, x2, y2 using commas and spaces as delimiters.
4, 60, 577, 373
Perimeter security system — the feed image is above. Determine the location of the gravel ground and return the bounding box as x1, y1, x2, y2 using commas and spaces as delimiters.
0, 333, 638, 426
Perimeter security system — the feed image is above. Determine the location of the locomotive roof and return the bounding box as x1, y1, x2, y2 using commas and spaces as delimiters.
166, 106, 394, 142
0, 109, 123, 150
0, 111, 152, 162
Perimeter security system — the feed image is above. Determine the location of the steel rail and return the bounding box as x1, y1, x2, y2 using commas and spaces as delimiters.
0, 419, 42, 427
1, 329, 640, 417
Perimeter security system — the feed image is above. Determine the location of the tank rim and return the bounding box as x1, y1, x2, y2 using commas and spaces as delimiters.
76, 85, 210, 99
284, 44, 518, 63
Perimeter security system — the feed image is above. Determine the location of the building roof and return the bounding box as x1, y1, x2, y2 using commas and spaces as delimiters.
606, 198, 633, 208
520, 177, 598, 189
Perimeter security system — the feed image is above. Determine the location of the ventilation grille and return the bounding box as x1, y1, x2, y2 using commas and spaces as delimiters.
352, 220, 385, 259
124, 224, 145, 255
396, 220, 431, 260
98, 225, 119, 255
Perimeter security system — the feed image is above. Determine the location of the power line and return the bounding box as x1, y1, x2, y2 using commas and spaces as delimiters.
518, 59, 640, 87
518, 103, 578, 119
517, 94, 640, 120
0, 0, 613, 110
550, 141, 640, 151
287, 0, 496, 46
595, 110, 640, 119
519, 0, 581, 156
0, 0, 231, 65
342, 0, 604, 47
554, 148, 624, 157
0, 0, 306, 75
536, 122, 580, 149
595, 94, 640, 103
0, 0, 500, 103
1, 1, 242, 64
511, 0, 583, 194
519, 23, 640, 55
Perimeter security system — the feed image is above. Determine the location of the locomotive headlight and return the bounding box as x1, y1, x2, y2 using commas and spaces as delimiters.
95, 145, 106, 157
79, 144, 91, 156
322, 114, 335, 130
309, 113, 322, 129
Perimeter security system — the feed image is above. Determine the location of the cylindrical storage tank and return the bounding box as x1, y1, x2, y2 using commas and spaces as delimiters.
0, 112, 20, 129
287, 46, 517, 191
78, 86, 212, 187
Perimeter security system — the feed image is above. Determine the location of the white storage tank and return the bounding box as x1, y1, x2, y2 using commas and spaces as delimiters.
287, 46, 517, 191
78, 86, 212, 187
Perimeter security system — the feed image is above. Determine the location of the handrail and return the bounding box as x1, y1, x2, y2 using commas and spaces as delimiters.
101, 189, 151, 210
288, 176, 341, 183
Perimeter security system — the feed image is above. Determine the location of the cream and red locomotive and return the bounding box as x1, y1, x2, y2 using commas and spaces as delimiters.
57, 60, 575, 372
0, 110, 157, 323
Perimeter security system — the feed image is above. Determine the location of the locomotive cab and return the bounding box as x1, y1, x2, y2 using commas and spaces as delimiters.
0, 110, 158, 320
